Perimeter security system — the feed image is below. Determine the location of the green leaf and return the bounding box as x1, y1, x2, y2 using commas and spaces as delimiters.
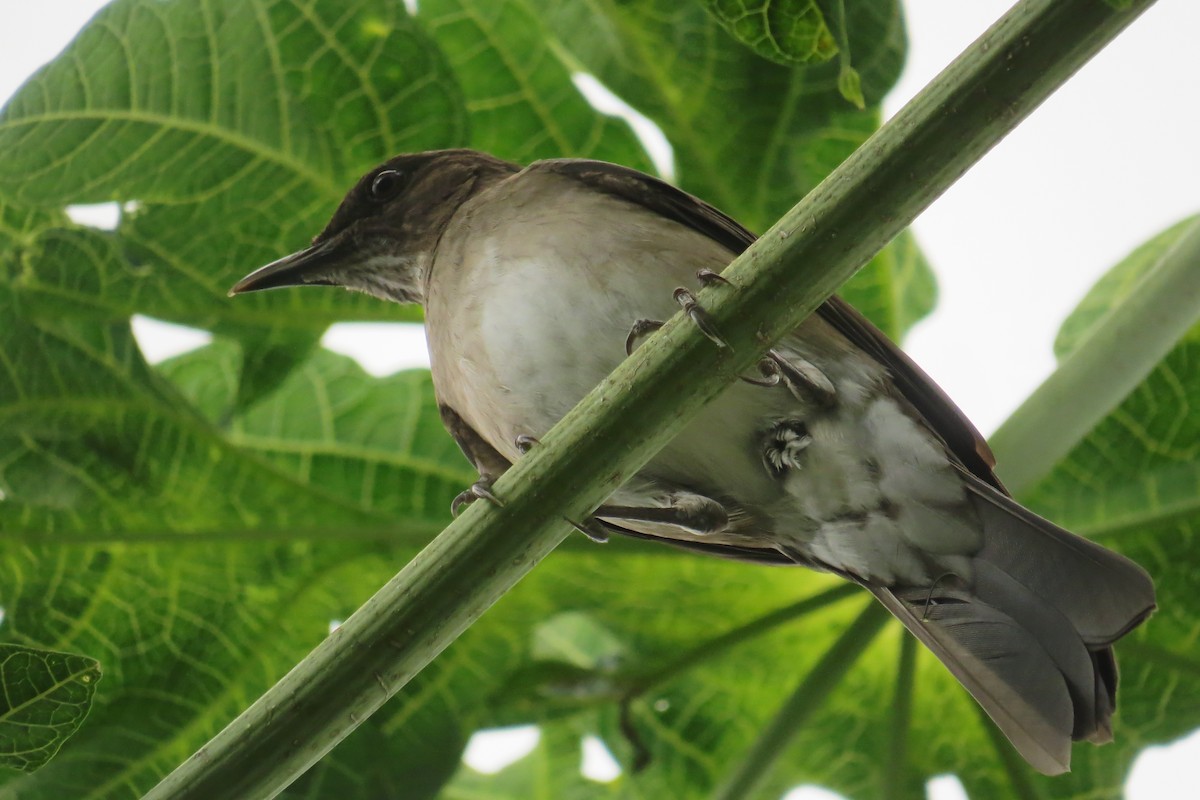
1054, 214, 1199, 360
702, 0, 837, 65
531, 612, 628, 670
838, 64, 866, 109
0, 645, 101, 773
443, 723, 623, 800
0, 318, 468, 796
0, 1, 464, 208
215, 326, 324, 417
414, 0, 653, 170
838, 229, 937, 340
0, 0, 456, 331
529, 0, 934, 338
531, 0, 903, 230
281, 700, 467, 800
993, 216, 1200, 799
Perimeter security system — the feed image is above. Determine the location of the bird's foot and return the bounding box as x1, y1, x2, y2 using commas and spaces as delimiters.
674, 288, 728, 349
515, 434, 539, 454
741, 350, 837, 408
695, 267, 732, 287
625, 319, 665, 356
450, 477, 504, 517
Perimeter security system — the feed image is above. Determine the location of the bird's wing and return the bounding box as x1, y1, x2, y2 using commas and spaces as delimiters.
536, 158, 1003, 491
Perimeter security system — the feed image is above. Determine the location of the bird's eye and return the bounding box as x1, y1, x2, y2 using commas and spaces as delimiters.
369, 170, 404, 201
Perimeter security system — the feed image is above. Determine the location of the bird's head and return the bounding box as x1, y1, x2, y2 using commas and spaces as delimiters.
230, 149, 518, 305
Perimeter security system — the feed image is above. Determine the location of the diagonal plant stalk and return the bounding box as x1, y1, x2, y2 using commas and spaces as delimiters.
615, 584, 862, 771
990, 217, 1200, 496
884, 633, 919, 800
711, 603, 891, 800
981, 705, 1048, 800
625, 582, 860, 695
143, 1, 1157, 797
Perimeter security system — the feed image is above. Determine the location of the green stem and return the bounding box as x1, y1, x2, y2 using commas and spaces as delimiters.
629, 582, 860, 693
990, 217, 1200, 496
144, 2, 1157, 797
711, 603, 890, 800
883, 633, 918, 800
815, 0, 851, 60
981, 706, 1047, 800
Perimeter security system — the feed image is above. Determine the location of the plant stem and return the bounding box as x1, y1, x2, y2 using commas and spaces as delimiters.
990, 217, 1200, 496
629, 582, 860, 693
884, 633, 918, 800
144, 1, 1157, 797
980, 705, 1047, 800
711, 603, 890, 800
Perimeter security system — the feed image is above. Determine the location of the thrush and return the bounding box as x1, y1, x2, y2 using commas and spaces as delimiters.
231, 149, 1155, 775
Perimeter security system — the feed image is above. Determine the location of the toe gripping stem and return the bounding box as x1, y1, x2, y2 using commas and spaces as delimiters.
450, 478, 504, 517
740, 350, 837, 409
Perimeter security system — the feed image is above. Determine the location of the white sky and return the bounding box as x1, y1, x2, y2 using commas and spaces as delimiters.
3, 1, 1198, 797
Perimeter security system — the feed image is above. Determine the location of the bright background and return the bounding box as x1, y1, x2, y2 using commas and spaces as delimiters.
3, 1, 1198, 797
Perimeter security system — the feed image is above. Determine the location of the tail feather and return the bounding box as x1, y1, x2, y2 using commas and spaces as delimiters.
867, 476, 1155, 775
965, 478, 1155, 643
868, 584, 1077, 775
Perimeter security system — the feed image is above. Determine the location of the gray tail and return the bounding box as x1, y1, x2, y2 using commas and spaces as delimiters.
866, 476, 1155, 775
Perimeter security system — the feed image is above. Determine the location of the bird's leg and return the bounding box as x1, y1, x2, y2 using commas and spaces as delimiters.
767, 349, 837, 409
450, 476, 504, 517
515, 434, 539, 454
596, 491, 729, 536
567, 517, 611, 543
673, 287, 728, 349
739, 349, 837, 408
625, 319, 665, 355
440, 403, 511, 516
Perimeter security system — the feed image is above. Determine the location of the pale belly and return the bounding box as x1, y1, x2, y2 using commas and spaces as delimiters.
430, 241, 802, 512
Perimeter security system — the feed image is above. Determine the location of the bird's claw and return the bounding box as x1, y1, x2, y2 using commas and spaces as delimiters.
515, 434, 539, 454
740, 357, 782, 388
625, 319, 665, 356
740, 350, 837, 408
451, 478, 504, 516
696, 268, 732, 287
769, 349, 837, 408
673, 287, 729, 349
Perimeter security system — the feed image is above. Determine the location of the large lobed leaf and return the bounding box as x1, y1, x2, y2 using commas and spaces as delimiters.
702, 0, 838, 66
0, 644, 101, 773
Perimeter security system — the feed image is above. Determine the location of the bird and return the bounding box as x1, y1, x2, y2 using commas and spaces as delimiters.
230, 148, 1155, 776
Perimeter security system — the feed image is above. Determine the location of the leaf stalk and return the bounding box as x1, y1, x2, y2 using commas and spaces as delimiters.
991, 217, 1200, 495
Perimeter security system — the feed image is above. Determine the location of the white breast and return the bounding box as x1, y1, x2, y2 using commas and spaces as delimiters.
427, 175, 727, 458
